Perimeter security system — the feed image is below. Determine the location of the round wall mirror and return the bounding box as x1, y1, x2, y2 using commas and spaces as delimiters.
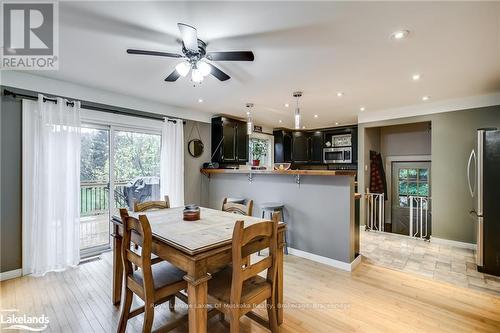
188, 139, 204, 158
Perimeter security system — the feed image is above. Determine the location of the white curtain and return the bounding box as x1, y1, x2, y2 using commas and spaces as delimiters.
22, 95, 81, 276
160, 119, 184, 207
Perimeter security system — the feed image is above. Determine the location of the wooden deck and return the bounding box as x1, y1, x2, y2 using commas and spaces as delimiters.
80, 214, 110, 250
1, 253, 499, 332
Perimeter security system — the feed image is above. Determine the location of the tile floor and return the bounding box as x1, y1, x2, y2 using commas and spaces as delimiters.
360, 229, 500, 295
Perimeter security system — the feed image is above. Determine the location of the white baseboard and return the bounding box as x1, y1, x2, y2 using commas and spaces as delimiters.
288, 248, 362, 272
0, 269, 22, 281
430, 237, 476, 250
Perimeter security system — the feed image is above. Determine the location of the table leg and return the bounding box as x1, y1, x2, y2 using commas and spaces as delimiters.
277, 235, 284, 325
184, 274, 211, 333
112, 232, 123, 305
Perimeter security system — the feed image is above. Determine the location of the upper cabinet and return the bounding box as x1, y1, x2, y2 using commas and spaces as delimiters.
292, 131, 309, 163
212, 116, 248, 164
274, 130, 292, 163
274, 125, 357, 165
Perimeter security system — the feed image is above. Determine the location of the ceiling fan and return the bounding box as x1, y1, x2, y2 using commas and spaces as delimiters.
126, 23, 254, 83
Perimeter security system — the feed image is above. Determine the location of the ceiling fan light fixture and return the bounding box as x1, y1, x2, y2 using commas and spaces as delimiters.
191, 68, 204, 83
175, 61, 191, 77
197, 61, 211, 77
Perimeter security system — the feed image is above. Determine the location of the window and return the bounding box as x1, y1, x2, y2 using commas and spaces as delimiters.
398, 167, 429, 208
248, 132, 274, 168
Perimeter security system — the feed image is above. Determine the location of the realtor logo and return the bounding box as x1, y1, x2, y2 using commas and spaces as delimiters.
1, 1, 59, 70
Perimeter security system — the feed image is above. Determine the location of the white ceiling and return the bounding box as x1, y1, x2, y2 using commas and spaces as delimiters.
28, 1, 500, 128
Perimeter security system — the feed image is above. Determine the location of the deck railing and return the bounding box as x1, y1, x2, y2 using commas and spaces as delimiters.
80, 181, 129, 217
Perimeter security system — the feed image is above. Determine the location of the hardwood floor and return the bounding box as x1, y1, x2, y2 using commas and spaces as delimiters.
1, 253, 500, 332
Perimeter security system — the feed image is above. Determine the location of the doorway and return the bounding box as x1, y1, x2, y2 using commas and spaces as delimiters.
391, 161, 431, 237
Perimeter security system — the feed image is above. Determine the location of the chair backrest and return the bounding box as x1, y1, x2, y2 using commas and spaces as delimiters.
230, 213, 278, 305
119, 209, 154, 296
134, 195, 170, 212
222, 197, 253, 216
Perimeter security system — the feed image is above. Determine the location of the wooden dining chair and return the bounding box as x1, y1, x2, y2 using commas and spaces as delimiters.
134, 195, 170, 212
222, 197, 254, 216
207, 216, 279, 333
117, 211, 187, 333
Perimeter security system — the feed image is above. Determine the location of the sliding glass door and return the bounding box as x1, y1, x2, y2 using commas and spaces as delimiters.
113, 129, 161, 214
80, 125, 162, 256
80, 126, 111, 252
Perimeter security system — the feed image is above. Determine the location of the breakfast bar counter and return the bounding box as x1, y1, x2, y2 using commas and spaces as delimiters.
200, 168, 360, 270
201, 168, 356, 177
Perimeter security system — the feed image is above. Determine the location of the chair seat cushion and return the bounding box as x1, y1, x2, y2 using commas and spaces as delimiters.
133, 261, 186, 290
208, 267, 272, 306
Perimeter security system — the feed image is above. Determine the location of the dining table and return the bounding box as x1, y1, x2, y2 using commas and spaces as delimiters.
111, 206, 286, 333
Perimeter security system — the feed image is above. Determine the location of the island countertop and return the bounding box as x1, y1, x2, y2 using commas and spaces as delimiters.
200, 168, 356, 177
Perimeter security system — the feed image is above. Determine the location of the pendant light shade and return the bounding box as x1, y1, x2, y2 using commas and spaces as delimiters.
293, 91, 303, 129
246, 103, 254, 135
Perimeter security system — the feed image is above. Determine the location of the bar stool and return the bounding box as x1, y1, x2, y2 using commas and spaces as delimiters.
261, 202, 288, 255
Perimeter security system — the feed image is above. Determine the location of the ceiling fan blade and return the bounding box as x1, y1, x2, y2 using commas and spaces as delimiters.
127, 49, 183, 58
165, 70, 181, 82
206, 51, 254, 61
177, 23, 198, 52
208, 63, 230, 81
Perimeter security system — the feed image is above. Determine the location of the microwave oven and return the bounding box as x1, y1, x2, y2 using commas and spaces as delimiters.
323, 147, 352, 164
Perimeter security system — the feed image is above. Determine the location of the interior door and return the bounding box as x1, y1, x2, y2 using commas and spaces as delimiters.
391, 161, 431, 236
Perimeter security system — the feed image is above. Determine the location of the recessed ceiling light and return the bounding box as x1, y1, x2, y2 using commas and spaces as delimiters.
302, 126, 306, 129
336, 92, 344, 97
412, 74, 421, 81
391, 30, 409, 40
422, 95, 430, 101
246, 111, 250, 116
198, 98, 203, 103
284, 103, 289, 108
278, 120, 283, 123
335, 122, 339, 125
314, 114, 318, 118
360, 107, 366, 112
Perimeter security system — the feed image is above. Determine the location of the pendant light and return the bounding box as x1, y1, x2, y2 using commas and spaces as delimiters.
246, 103, 254, 135
293, 91, 303, 129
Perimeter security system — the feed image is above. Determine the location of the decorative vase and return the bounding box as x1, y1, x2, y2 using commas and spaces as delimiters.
252, 159, 260, 166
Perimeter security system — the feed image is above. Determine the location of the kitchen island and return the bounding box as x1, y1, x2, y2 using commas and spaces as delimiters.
200, 168, 360, 271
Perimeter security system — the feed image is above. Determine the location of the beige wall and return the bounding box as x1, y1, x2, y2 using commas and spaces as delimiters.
380, 122, 431, 158
358, 105, 500, 243
184, 120, 211, 206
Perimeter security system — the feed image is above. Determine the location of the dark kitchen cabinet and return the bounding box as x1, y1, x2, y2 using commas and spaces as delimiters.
292, 131, 309, 163
273, 130, 292, 163
236, 121, 249, 161
309, 131, 323, 163
211, 116, 248, 164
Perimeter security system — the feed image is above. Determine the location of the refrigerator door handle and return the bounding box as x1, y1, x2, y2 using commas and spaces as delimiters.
467, 149, 476, 198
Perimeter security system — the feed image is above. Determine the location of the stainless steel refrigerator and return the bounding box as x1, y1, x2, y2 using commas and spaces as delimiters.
467, 128, 500, 276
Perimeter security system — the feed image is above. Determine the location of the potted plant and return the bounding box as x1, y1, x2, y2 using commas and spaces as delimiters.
251, 139, 267, 167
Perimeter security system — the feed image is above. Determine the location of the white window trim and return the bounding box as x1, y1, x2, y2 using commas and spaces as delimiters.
249, 132, 274, 169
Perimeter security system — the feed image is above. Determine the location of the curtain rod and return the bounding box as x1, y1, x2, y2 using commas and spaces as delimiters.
2, 88, 185, 124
